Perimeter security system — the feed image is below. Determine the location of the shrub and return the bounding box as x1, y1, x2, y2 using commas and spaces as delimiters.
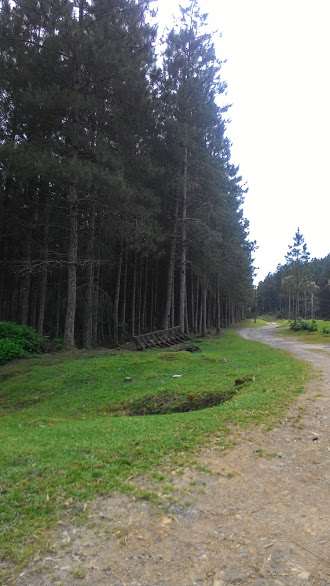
289, 319, 305, 331
0, 321, 46, 364
289, 319, 318, 332
321, 326, 330, 335
0, 338, 26, 365
0, 321, 45, 353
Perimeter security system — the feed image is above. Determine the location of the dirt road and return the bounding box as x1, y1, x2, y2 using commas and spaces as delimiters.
17, 326, 330, 586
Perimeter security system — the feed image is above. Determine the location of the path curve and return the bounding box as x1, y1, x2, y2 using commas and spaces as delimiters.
16, 326, 330, 586
239, 322, 330, 364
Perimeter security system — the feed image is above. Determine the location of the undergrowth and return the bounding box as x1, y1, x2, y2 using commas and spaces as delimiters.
278, 319, 330, 343
0, 322, 45, 364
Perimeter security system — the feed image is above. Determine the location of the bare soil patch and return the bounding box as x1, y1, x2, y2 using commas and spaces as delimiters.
14, 326, 330, 586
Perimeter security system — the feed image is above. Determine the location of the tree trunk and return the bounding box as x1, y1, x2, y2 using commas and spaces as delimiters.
171, 276, 175, 327
0, 189, 5, 318
179, 146, 188, 332
225, 297, 229, 328
92, 260, 100, 345
150, 264, 155, 332
131, 252, 137, 337
55, 271, 62, 338
163, 198, 179, 329
30, 284, 38, 329
11, 286, 19, 323
83, 206, 96, 348
216, 284, 221, 333
137, 258, 143, 335
142, 257, 148, 332
121, 246, 128, 337
113, 244, 123, 346
202, 280, 207, 335
295, 293, 299, 320
0, 239, 8, 320
153, 261, 159, 331
190, 272, 195, 332
195, 277, 200, 333
21, 229, 32, 325
288, 293, 290, 319
38, 203, 49, 336
185, 286, 190, 334
198, 284, 203, 335
64, 188, 78, 348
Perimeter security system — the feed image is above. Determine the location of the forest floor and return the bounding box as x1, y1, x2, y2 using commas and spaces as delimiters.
5, 325, 328, 585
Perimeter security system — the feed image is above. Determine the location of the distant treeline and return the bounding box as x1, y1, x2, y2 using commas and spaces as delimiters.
0, 0, 254, 347
258, 230, 330, 319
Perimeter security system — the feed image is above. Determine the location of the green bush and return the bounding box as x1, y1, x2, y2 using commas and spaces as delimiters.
289, 319, 318, 332
0, 322, 46, 364
0, 321, 44, 353
289, 319, 304, 331
0, 338, 26, 364
321, 326, 330, 335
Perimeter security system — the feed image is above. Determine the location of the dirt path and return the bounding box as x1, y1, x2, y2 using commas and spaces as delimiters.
16, 326, 330, 586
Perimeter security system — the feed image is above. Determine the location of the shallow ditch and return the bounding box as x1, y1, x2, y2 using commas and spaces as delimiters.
111, 387, 238, 416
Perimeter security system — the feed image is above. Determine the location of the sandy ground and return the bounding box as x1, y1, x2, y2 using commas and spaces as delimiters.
14, 325, 330, 586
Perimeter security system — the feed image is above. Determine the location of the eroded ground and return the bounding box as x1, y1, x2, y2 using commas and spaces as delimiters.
14, 326, 330, 585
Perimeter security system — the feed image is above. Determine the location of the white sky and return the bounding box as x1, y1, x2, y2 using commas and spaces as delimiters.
156, 0, 330, 282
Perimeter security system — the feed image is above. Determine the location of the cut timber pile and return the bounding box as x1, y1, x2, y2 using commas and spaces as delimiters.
133, 326, 189, 351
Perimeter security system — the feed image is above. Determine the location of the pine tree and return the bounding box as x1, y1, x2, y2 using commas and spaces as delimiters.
284, 228, 310, 319
160, 1, 252, 333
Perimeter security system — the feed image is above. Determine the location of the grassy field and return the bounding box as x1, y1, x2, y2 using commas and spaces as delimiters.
0, 331, 308, 576
276, 319, 330, 343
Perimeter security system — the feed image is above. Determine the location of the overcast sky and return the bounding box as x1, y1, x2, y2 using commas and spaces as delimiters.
156, 0, 330, 282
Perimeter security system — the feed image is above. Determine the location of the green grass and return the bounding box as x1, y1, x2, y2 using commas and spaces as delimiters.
0, 331, 308, 577
277, 319, 330, 343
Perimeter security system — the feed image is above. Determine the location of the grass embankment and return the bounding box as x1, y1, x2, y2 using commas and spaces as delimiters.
277, 319, 330, 344
0, 331, 308, 575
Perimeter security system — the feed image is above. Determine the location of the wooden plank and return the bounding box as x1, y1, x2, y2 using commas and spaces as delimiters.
133, 326, 189, 350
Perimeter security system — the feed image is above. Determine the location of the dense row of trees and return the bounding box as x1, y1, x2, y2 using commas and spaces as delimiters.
258, 229, 330, 319
0, 0, 254, 347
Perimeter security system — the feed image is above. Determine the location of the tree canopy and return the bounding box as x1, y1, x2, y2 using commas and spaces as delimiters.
0, 0, 254, 347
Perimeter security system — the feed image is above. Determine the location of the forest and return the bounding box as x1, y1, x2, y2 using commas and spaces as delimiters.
258, 229, 330, 319
0, 0, 254, 348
